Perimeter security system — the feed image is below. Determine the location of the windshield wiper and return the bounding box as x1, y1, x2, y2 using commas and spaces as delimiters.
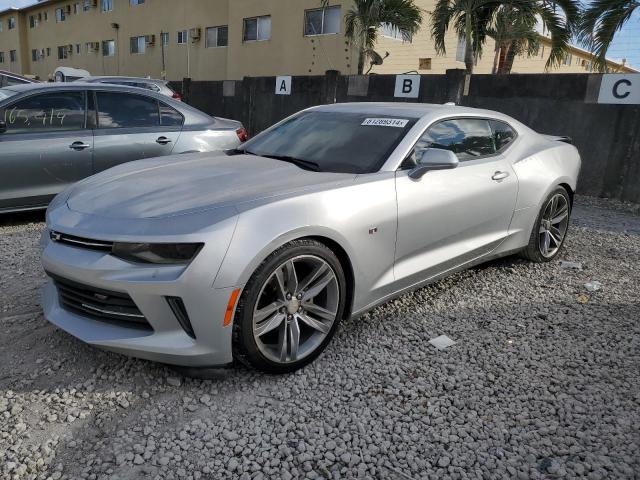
226, 148, 259, 156
227, 149, 321, 171
259, 154, 321, 172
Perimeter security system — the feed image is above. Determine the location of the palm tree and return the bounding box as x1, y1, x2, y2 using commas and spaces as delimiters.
430, 0, 580, 74
339, 0, 423, 74
487, 6, 540, 73
431, 0, 495, 73
580, 0, 639, 72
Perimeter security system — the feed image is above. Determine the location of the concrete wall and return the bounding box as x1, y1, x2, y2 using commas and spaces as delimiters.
175, 72, 639, 203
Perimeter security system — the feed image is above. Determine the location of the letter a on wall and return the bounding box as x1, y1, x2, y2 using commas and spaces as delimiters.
276, 76, 292, 95
394, 75, 421, 99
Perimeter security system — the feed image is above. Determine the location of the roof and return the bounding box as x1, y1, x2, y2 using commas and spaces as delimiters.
310, 102, 522, 125
84, 76, 167, 84
0, 7, 19, 16
538, 36, 638, 73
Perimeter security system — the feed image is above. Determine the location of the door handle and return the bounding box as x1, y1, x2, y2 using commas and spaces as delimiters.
491, 171, 510, 181
156, 136, 172, 145
69, 141, 91, 151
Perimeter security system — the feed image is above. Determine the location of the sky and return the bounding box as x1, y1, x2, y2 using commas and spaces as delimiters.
1, 0, 639, 69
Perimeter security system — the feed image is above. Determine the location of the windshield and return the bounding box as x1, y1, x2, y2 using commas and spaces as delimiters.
240, 111, 417, 174
0, 89, 18, 102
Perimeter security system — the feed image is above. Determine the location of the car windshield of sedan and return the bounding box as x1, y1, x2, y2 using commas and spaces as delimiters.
0, 89, 18, 101
238, 111, 417, 174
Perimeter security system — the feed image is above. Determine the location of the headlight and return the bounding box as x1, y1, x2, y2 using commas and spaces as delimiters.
111, 243, 203, 265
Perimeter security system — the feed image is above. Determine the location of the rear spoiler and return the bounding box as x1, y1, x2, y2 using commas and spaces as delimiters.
543, 135, 573, 145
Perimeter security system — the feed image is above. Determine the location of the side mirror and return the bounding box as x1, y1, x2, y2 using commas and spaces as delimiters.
408, 148, 459, 180
0, 120, 6, 134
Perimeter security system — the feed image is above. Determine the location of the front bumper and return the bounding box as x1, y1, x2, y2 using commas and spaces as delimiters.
41, 231, 239, 368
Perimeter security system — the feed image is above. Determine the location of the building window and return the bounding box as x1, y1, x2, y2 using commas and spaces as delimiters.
130, 0, 145, 5
58, 46, 68, 60
177, 30, 188, 44
83, 0, 91, 11
161, 32, 169, 46
76, 44, 81, 54
8, 17, 16, 29
46, 47, 51, 56
381, 22, 411, 42
102, 40, 115, 56
56, 8, 66, 22
243, 15, 271, 42
29, 15, 39, 28
304, 6, 341, 36
130, 36, 146, 54
419, 58, 432, 70
44, 11, 48, 21
563, 53, 572, 65
74, 3, 80, 14
0, 52, 4, 63
206, 25, 229, 48
0, 20, 3, 32
101, 0, 113, 12
10, 50, 17, 62
32, 49, 38, 62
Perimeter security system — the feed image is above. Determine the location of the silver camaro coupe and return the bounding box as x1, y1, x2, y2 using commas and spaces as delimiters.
42, 103, 581, 373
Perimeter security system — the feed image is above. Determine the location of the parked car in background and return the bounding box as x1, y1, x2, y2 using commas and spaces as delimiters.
0, 83, 246, 213
80, 76, 182, 100
40, 103, 581, 374
0, 70, 39, 87
53, 67, 91, 82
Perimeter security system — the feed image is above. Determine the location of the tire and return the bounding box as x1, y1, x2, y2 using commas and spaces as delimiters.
520, 186, 572, 263
232, 239, 347, 374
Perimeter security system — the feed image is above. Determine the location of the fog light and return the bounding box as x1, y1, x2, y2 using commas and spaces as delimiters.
166, 297, 196, 339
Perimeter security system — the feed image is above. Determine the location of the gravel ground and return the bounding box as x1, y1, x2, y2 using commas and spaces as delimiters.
1, 195, 639, 480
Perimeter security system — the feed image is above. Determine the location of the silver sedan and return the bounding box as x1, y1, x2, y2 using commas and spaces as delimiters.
0, 83, 245, 213
41, 103, 581, 373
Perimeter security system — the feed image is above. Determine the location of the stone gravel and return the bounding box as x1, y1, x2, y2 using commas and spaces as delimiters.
0, 195, 639, 480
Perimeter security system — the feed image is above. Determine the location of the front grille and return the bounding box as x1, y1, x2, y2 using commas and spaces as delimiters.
48, 273, 151, 330
49, 231, 113, 252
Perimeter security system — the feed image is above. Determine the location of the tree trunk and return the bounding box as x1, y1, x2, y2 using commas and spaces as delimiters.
497, 45, 508, 73
501, 40, 518, 73
357, 48, 366, 75
464, 16, 474, 74
492, 46, 500, 74
464, 37, 474, 74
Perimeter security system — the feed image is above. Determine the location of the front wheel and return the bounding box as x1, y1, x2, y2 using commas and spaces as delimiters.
521, 186, 571, 262
232, 239, 347, 373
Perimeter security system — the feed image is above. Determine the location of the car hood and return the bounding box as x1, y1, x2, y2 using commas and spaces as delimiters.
66, 153, 356, 219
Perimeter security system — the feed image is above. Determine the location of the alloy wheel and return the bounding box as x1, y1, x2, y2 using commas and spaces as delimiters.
538, 193, 570, 258
252, 255, 339, 364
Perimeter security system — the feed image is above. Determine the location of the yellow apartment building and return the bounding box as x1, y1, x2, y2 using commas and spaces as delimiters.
0, 0, 635, 81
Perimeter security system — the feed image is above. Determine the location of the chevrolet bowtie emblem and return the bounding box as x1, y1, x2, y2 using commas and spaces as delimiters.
50, 231, 62, 242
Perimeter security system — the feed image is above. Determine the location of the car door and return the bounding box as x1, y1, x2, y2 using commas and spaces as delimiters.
91, 90, 182, 173
0, 89, 93, 210
393, 117, 518, 287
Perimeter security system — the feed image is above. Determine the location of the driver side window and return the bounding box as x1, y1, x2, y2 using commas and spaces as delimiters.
404, 118, 497, 168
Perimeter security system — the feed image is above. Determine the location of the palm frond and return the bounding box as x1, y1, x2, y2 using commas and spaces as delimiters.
579, 0, 638, 71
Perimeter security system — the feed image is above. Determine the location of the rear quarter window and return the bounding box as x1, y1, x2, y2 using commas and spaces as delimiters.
490, 120, 517, 152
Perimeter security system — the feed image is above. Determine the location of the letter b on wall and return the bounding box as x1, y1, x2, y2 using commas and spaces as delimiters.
394, 75, 421, 99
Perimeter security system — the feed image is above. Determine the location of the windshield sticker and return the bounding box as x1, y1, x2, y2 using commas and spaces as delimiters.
361, 118, 410, 128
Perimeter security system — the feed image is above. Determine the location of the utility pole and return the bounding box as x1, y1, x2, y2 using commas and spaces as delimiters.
161, 30, 166, 80
187, 29, 191, 79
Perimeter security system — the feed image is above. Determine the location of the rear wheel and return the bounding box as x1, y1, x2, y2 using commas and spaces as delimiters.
521, 186, 571, 262
232, 239, 346, 373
